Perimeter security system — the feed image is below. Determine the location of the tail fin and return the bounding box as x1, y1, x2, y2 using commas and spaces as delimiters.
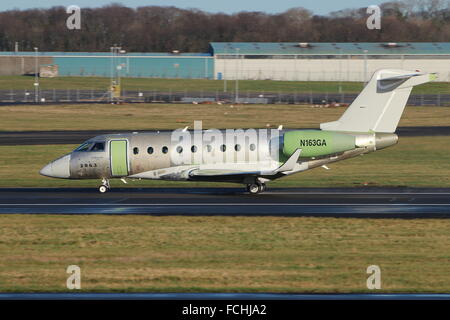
320, 69, 436, 133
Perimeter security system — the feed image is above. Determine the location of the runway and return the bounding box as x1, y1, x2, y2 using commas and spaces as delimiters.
1, 187, 450, 218
1, 126, 450, 145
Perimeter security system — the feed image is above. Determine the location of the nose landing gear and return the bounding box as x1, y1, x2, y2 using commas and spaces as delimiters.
99, 178, 110, 193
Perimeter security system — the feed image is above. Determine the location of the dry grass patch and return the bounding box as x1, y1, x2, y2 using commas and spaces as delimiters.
0, 104, 449, 131
0, 215, 449, 292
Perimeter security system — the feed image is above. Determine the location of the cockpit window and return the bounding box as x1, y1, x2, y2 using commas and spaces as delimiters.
91, 142, 105, 152
74, 141, 105, 152
74, 142, 93, 152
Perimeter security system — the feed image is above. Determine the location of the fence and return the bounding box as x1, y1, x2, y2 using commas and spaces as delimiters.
0, 89, 448, 106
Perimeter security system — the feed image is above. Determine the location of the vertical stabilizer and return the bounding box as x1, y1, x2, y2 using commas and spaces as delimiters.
320, 69, 436, 133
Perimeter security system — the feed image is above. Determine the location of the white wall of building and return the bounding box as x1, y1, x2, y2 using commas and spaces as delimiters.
215, 57, 450, 82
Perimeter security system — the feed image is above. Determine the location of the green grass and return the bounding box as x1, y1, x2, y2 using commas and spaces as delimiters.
0, 215, 449, 292
1, 104, 450, 132
0, 75, 447, 94
1, 136, 449, 188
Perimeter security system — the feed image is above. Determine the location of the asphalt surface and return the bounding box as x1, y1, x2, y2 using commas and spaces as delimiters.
1, 187, 450, 218
1, 126, 450, 145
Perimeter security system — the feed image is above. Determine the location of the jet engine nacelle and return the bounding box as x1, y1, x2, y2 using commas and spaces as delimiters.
282, 130, 356, 158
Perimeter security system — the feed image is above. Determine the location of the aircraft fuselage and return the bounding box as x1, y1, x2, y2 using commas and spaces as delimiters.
40, 129, 397, 186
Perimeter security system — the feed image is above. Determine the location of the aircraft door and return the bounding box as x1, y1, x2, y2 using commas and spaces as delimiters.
110, 140, 129, 177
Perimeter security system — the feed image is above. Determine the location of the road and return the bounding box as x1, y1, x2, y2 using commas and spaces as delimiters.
1, 126, 450, 145
1, 187, 450, 218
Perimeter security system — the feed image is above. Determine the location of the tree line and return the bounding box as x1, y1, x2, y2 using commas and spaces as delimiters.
0, 0, 449, 53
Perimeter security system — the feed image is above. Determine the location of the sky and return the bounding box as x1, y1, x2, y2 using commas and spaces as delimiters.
1, 0, 388, 15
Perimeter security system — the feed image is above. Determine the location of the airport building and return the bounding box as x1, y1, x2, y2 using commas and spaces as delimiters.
0, 51, 214, 79
0, 42, 450, 81
210, 42, 450, 82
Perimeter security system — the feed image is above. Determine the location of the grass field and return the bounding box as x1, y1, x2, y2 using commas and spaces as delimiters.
1, 102, 449, 293
0, 75, 448, 94
1, 104, 450, 131
0, 215, 449, 292
0, 135, 449, 188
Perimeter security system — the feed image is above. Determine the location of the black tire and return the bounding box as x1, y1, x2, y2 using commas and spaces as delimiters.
247, 184, 260, 194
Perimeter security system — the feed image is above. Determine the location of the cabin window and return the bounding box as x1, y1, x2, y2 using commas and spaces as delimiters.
235, 144, 241, 151
133, 147, 139, 155
220, 144, 226, 152
91, 142, 105, 152
250, 143, 256, 151
176, 146, 183, 153
147, 147, 154, 154
162, 146, 168, 154
191, 145, 197, 153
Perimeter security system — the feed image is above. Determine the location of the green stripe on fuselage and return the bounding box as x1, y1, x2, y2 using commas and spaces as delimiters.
282, 130, 355, 159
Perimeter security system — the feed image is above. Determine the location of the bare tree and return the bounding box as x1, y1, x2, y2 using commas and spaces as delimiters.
0, 1, 449, 52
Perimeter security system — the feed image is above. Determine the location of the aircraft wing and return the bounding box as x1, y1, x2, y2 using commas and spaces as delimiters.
129, 149, 302, 181
189, 169, 261, 177
189, 149, 302, 178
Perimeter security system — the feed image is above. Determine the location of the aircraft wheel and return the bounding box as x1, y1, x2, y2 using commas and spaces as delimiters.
99, 185, 109, 193
247, 184, 261, 194
260, 184, 267, 193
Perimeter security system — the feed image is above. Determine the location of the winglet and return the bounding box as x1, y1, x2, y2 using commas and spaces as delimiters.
276, 149, 302, 172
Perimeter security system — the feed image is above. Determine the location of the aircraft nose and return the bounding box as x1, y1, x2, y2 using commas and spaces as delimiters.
40, 154, 71, 178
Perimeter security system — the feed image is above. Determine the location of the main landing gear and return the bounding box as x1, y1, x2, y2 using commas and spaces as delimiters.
246, 182, 266, 194
99, 178, 110, 193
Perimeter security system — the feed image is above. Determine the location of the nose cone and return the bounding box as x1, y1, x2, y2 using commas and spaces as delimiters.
40, 154, 71, 178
